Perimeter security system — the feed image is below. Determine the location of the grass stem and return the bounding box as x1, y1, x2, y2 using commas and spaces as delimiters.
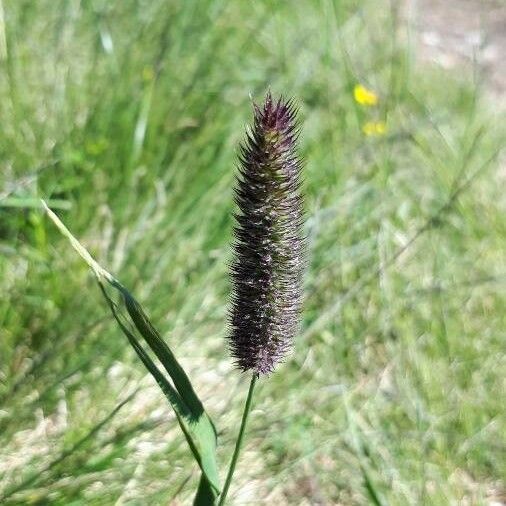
218, 374, 257, 505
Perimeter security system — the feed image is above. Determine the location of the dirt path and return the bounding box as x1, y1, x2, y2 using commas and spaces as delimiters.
406, 0, 506, 101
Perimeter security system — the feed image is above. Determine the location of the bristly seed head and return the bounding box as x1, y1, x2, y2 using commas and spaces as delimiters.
228, 92, 305, 375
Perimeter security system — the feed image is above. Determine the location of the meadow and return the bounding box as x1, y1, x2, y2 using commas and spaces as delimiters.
1, 0, 505, 504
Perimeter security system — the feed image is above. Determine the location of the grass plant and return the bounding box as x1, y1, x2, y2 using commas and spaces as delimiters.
1, 0, 505, 504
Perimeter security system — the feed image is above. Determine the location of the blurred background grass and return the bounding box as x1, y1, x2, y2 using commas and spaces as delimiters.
1, 0, 505, 504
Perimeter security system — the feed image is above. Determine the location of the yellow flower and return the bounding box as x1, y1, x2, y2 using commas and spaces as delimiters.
353, 84, 379, 106
362, 121, 387, 136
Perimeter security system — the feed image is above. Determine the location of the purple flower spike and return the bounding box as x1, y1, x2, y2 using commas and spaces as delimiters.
228, 93, 305, 375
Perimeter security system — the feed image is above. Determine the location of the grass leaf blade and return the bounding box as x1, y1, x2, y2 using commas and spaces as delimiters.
43, 201, 220, 496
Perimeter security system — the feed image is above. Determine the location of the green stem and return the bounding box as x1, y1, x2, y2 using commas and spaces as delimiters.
218, 374, 257, 506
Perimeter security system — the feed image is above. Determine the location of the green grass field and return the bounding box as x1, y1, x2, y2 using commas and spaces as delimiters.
1, 0, 505, 504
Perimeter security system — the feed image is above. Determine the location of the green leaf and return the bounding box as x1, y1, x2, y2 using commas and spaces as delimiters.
43, 201, 220, 498
194, 474, 217, 506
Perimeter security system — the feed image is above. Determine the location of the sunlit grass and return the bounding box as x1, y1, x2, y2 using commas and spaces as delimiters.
1, 0, 505, 504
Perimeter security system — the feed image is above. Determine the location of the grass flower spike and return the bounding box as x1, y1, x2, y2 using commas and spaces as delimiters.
219, 92, 306, 506
229, 92, 305, 375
